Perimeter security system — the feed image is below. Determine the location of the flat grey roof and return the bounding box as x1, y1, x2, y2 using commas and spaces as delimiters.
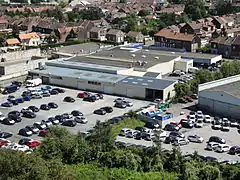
46, 60, 129, 73
91, 47, 179, 63
118, 76, 176, 90
31, 66, 126, 83
206, 80, 240, 98
57, 43, 100, 55
143, 72, 161, 78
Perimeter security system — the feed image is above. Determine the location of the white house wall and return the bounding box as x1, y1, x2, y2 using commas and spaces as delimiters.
163, 83, 175, 101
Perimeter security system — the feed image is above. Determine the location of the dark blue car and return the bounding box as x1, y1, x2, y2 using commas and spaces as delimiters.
16, 98, 24, 103
1, 102, 13, 107
23, 96, 31, 101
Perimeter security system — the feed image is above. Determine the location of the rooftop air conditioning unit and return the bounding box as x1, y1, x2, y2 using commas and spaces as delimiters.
132, 54, 136, 57
155, 56, 159, 59
141, 55, 146, 58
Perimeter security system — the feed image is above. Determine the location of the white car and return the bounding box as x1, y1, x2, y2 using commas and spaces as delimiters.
114, 98, 125, 103
188, 134, 204, 143
189, 115, 196, 122
215, 144, 231, 153
222, 123, 230, 131
230, 120, 239, 127
196, 110, 203, 116
212, 121, 222, 129
1, 143, 30, 152
122, 100, 133, 107
206, 142, 219, 151
0, 112, 5, 122
172, 138, 189, 146
195, 120, 204, 128
204, 115, 212, 123
153, 130, 167, 138
75, 116, 88, 124
31, 94, 42, 99
119, 128, 131, 136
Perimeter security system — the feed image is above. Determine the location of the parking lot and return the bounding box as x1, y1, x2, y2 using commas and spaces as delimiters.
0, 85, 149, 142
116, 107, 240, 163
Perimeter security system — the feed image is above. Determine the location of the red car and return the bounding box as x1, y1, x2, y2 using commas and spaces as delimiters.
170, 121, 182, 129
38, 130, 50, 137
77, 92, 90, 98
18, 138, 41, 148
0, 139, 10, 147
179, 118, 189, 124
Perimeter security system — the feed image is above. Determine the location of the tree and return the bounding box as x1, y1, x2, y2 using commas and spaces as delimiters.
184, 0, 206, 20
138, 10, 150, 17
180, 162, 198, 180
198, 165, 221, 180
215, 0, 234, 15
174, 83, 190, 99
195, 69, 214, 84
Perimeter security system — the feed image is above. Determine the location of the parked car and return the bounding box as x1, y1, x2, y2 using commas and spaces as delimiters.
31, 94, 42, 99
96, 93, 103, 99
40, 104, 51, 111
61, 120, 77, 127
25, 125, 39, 134
188, 134, 204, 143
122, 100, 133, 107
172, 138, 189, 146
41, 120, 53, 128
2, 118, 15, 125
74, 116, 88, 124
181, 121, 194, 128
229, 146, 240, 155
204, 115, 212, 123
119, 128, 131, 136
212, 121, 222, 130
18, 138, 40, 148
83, 96, 95, 102
0, 132, 13, 138
229, 119, 239, 127
52, 88, 65, 93
215, 144, 231, 153
208, 136, 226, 144
55, 115, 65, 123
195, 119, 204, 128
170, 122, 182, 129
114, 97, 125, 103
48, 117, 60, 125
126, 130, 139, 138
0, 112, 5, 122
62, 113, 73, 119
8, 114, 22, 123
28, 106, 40, 112
100, 106, 113, 113
0, 139, 10, 147
206, 142, 220, 151
222, 122, 230, 131
42, 91, 51, 97
48, 102, 58, 109
8, 110, 21, 117
164, 124, 179, 131
38, 130, 49, 137
145, 121, 160, 129
77, 91, 91, 98
71, 110, 83, 117
64, 96, 75, 103
114, 102, 127, 108
169, 131, 185, 138
16, 98, 24, 103
135, 127, 148, 133
22, 111, 36, 118
23, 96, 31, 101
1, 102, 13, 107
50, 90, 59, 95
94, 109, 106, 115
19, 128, 33, 137
33, 122, 47, 130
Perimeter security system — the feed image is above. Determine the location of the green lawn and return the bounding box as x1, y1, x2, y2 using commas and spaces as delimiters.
111, 118, 145, 138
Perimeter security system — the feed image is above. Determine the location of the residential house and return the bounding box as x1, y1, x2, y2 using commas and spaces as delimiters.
211, 16, 235, 29
32, 19, 61, 34
19, 32, 41, 46
180, 22, 202, 35
19, 17, 40, 32
211, 36, 236, 58
0, 19, 8, 30
106, 29, 125, 43
91, 18, 111, 29
54, 27, 73, 43
231, 36, 240, 58
126, 31, 144, 43
154, 28, 201, 52
88, 27, 106, 41
155, 4, 184, 15
5, 38, 20, 46
69, 20, 94, 41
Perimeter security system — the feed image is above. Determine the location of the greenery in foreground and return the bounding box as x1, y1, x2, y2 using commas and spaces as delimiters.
0, 117, 240, 180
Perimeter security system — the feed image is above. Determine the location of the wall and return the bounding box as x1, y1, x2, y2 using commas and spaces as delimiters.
198, 74, 240, 92
174, 59, 193, 72
147, 59, 175, 75
163, 83, 176, 101
198, 96, 240, 118
1, 57, 47, 75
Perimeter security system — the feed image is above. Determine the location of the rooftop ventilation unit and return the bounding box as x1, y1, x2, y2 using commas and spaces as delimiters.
154, 56, 159, 59
131, 54, 136, 57
141, 55, 146, 58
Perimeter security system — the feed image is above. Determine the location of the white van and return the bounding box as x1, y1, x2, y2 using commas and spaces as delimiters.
188, 67, 198, 73
26, 78, 42, 87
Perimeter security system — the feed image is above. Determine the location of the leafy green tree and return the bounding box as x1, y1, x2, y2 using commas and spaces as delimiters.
174, 83, 190, 99
215, 0, 234, 15
180, 162, 198, 180
184, 0, 206, 20
198, 165, 221, 180
138, 10, 150, 17
195, 69, 214, 84
39, 137, 62, 160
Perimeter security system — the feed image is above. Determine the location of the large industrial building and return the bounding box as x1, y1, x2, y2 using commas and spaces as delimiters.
30, 46, 223, 101
198, 74, 240, 118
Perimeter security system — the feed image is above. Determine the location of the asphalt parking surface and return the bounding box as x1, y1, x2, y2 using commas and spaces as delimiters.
116, 109, 240, 163
0, 85, 149, 142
